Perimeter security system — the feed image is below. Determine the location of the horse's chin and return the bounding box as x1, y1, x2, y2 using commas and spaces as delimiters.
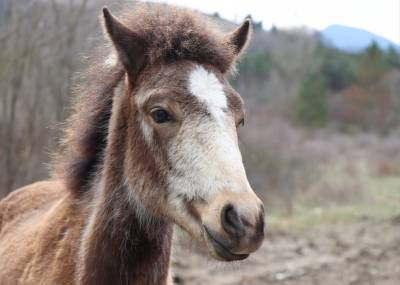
173, 224, 248, 262
202, 226, 249, 262
172, 215, 254, 262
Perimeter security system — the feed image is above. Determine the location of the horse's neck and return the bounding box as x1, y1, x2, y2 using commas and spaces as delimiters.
78, 181, 173, 285
77, 94, 173, 285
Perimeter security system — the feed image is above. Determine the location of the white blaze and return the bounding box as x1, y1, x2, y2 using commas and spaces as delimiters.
167, 65, 249, 201
188, 66, 227, 123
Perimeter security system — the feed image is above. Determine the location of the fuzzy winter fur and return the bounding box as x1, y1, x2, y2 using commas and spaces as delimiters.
55, 3, 247, 195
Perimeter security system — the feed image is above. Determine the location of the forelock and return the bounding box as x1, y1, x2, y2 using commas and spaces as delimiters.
114, 3, 236, 73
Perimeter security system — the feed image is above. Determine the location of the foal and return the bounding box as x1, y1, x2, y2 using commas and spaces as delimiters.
0, 4, 265, 285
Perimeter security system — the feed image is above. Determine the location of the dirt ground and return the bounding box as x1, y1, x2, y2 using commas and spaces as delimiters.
172, 217, 400, 285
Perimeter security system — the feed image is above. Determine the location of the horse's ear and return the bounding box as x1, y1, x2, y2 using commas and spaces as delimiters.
228, 19, 252, 56
102, 8, 148, 79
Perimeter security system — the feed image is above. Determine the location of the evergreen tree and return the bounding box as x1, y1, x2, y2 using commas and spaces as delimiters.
357, 41, 385, 83
296, 72, 328, 127
319, 47, 355, 91
385, 46, 400, 69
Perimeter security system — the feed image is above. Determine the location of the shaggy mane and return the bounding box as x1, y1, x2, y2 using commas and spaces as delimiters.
54, 3, 237, 194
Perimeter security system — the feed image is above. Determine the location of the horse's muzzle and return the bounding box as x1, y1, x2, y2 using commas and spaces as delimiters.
203, 201, 265, 261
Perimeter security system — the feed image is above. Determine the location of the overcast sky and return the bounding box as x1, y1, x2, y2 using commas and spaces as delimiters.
151, 0, 400, 44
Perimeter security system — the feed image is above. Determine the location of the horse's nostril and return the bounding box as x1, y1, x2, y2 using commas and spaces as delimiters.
221, 204, 244, 238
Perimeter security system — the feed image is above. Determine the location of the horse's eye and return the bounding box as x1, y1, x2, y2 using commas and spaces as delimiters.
150, 108, 173, 124
237, 118, 245, 128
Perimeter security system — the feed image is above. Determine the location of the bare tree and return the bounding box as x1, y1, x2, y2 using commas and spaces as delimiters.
0, 0, 102, 197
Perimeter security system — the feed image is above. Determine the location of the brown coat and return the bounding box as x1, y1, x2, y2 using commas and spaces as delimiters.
0, 181, 83, 285
0, 180, 173, 285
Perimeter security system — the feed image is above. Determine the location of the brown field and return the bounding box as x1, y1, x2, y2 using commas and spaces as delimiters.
172, 217, 400, 285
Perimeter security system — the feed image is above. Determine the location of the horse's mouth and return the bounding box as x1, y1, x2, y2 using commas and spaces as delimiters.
203, 226, 249, 261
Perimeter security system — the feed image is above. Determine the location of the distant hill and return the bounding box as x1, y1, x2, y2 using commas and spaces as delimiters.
321, 24, 400, 52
